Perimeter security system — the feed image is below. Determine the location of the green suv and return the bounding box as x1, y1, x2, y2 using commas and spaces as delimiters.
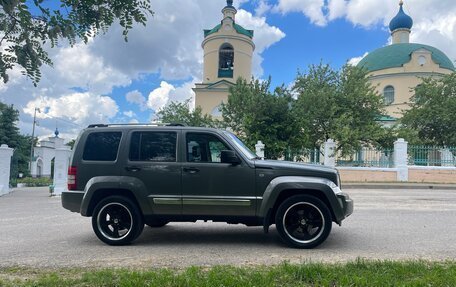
62, 124, 353, 248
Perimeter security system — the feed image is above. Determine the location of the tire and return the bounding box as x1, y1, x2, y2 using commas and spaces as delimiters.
92, 196, 144, 245
275, 195, 332, 249
146, 220, 169, 228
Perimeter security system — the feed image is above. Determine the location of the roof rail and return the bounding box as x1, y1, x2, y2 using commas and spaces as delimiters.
86, 123, 187, 128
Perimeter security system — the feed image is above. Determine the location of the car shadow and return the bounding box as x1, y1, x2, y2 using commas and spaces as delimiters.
134, 223, 281, 247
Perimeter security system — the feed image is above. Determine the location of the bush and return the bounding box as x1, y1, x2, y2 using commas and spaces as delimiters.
16, 177, 53, 187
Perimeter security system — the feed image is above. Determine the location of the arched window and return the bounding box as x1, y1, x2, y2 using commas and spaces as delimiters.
218, 43, 234, 78
383, 86, 395, 105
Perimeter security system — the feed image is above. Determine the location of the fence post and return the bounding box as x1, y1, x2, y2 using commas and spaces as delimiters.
394, 138, 408, 181
52, 146, 72, 195
255, 141, 265, 160
0, 144, 14, 195
324, 139, 336, 167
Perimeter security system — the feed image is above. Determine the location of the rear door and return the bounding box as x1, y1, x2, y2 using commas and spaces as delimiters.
123, 129, 182, 215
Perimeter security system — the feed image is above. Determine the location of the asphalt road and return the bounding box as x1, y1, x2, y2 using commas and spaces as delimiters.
1, 186, 455, 268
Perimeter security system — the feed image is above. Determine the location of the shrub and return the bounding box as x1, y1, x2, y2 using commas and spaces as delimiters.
16, 177, 53, 187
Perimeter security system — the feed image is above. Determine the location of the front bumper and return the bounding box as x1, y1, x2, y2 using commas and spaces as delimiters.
61, 191, 84, 213
337, 192, 354, 220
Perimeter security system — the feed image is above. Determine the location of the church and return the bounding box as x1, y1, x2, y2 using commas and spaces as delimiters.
358, 0, 454, 121
194, 1, 454, 121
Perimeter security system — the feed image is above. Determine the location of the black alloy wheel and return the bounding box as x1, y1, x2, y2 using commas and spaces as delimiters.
92, 196, 144, 245
275, 195, 332, 248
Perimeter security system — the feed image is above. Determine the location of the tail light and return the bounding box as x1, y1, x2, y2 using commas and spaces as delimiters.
68, 166, 77, 190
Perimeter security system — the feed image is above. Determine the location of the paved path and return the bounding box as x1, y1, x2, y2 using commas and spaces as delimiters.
1, 187, 455, 268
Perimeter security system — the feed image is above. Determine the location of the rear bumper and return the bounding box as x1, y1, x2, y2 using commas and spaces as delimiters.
61, 191, 84, 213
337, 192, 354, 220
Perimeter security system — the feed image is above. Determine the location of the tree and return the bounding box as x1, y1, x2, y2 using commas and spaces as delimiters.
221, 78, 300, 159
293, 63, 386, 155
0, 0, 153, 85
156, 99, 219, 128
400, 73, 456, 147
0, 102, 21, 147
0, 102, 31, 178
66, 139, 76, 149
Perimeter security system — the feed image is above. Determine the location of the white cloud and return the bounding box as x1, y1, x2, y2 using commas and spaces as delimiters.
146, 80, 197, 112
327, 0, 347, 21
236, 10, 286, 77
273, 0, 327, 26
255, 0, 273, 16
126, 90, 147, 111
348, 52, 368, 66
54, 42, 131, 94
147, 81, 175, 111
123, 110, 136, 118
23, 93, 119, 125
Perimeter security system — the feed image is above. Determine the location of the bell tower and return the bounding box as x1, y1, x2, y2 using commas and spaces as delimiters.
194, 0, 255, 117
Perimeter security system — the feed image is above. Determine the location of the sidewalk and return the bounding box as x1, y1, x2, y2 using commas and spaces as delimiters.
343, 182, 456, 190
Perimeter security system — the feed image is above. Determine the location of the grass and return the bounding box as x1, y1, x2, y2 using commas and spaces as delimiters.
1, 260, 456, 286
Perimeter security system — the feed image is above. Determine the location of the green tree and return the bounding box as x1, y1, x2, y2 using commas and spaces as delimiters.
401, 73, 456, 147
156, 99, 219, 128
293, 63, 386, 155
0, 102, 31, 178
0, 102, 21, 147
221, 78, 300, 159
0, 0, 153, 85
66, 139, 76, 149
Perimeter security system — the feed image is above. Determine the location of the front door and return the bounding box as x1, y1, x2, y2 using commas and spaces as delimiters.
181, 132, 255, 217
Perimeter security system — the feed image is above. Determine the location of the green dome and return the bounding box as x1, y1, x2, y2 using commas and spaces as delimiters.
358, 43, 455, 72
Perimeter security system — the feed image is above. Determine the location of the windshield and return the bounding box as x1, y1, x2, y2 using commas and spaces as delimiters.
223, 131, 258, 160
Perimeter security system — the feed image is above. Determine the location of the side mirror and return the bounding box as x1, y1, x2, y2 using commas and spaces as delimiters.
221, 150, 241, 165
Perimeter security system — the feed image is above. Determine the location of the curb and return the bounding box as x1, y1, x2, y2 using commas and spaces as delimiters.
343, 183, 456, 190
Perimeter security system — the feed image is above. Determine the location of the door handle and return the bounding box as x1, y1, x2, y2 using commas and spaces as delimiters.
183, 167, 200, 174
125, 166, 141, 172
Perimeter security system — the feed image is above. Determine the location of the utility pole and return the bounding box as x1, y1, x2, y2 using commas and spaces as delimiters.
29, 108, 40, 173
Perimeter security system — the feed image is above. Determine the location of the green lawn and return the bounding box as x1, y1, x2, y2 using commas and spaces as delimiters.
1, 260, 455, 286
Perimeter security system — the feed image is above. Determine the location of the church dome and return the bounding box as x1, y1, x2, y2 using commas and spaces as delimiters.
358, 43, 455, 72
389, 2, 413, 31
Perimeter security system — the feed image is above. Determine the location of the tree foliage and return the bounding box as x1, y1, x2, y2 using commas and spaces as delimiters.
156, 99, 219, 128
400, 73, 456, 147
0, 0, 153, 85
221, 78, 299, 159
0, 102, 31, 178
293, 63, 386, 155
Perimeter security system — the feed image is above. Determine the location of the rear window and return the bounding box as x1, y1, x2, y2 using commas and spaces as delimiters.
129, 131, 177, 162
83, 132, 122, 161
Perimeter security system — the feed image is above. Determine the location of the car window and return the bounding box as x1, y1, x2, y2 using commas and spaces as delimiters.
83, 132, 122, 161
186, 133, 229, 163
129, 131, 177, 162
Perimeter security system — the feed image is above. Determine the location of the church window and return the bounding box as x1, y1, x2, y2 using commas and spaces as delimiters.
383, 86, 395, 105
218, 43, 234, 78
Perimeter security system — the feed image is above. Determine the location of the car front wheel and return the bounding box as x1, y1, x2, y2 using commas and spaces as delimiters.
92, 196, 144, 245
275, 195, 332, 249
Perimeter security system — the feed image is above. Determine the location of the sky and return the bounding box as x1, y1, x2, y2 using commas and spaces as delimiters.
0, 0, 455, 142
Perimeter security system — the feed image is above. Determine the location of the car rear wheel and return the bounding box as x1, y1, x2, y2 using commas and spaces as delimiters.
275, 195, 332, 249
92, 196, 144, 245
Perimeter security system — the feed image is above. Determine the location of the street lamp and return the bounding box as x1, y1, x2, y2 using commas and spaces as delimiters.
29, 108, 40, 173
